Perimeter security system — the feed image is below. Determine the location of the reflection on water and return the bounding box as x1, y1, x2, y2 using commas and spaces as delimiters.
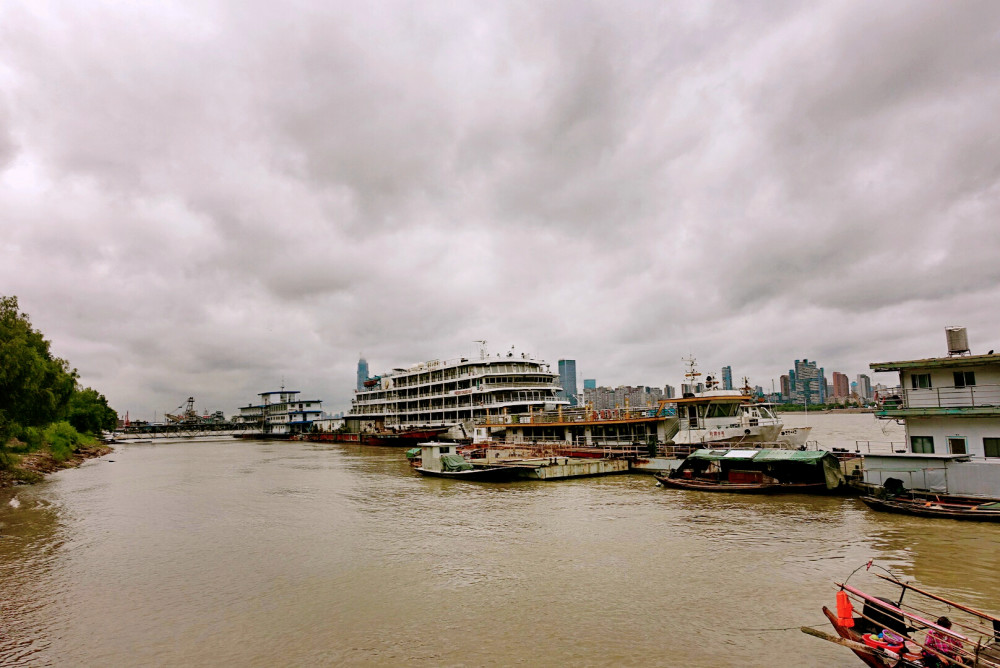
1, 417, 998, 667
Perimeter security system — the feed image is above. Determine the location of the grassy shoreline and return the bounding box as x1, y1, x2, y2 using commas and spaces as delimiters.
0, 443, 113, 488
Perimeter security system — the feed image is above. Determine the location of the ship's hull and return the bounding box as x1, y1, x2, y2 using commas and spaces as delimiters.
362, 428, 451, 446
414, 466, 524, 482
671, 423, 782, 445
777, 426, 813, 448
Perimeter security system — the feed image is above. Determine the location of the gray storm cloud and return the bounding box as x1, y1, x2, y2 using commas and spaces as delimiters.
1, 0, 998, 417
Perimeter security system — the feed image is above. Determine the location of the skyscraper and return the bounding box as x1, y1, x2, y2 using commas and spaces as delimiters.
721, 366, 733, 391
856, 374, 872, 402
780, 374, 791, 399
789, 359, 826, 405
832, 372, 849, 399
356, 356, 369, 391
558, 359, 578, 406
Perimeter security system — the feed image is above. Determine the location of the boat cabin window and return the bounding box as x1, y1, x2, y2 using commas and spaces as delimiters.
953, 371, 976, 387
910, 373, 931, 389
706, 403, 739, 418
985, 437, 1000, 458
439, 446, 451, 454
948, 437, 967, 455
910, 435, 934, 454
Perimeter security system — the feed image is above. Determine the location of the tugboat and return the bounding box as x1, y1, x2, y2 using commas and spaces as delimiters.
667, 359, 783, 445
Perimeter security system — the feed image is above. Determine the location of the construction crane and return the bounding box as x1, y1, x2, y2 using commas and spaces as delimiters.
164, 397, 198, 423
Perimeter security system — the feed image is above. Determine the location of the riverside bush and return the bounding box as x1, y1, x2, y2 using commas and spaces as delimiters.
43, 421, 81, 462
12, 426, 43, 453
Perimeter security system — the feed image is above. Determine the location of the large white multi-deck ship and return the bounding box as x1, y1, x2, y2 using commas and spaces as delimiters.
347, 343, 569, 440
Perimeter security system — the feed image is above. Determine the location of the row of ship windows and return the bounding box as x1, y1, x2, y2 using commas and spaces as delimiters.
358, 382, 555, 396
355, 392, 555, 404
910, 372, 977, 388
352, 403, 551, 414
379, 372, 552, 389
910, 435, 1000, 457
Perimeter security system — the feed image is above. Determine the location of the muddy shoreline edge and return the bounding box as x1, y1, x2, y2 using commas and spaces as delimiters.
0, 444, 114, 488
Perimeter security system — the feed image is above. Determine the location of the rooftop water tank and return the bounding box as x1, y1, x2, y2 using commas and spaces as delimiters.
945, 326, 970, 356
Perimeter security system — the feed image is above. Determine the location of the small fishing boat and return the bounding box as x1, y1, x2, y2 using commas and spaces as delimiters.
804, 562, 1000, 667
860, 494, 1000, 522
654, 448, 846, 494
654, 474, 826, 494
412, 442, 526, 482
413, 464, 525, 481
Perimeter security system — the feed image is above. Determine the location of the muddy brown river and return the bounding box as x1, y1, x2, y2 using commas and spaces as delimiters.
2, 414, 998, 666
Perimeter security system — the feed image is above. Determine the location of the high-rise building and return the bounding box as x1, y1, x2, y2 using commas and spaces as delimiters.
789, 359, 826, 405
721, 366, 733, 391
356, 356, 369, 391
584, 384, 666, 410
832, 372, 849, 399
664, 384, 676, 399
856, 374, 872, 402
584, 379, 597, 390
681, 382, 705, 395
558, 359, 578, 406
780, 374, 791, 399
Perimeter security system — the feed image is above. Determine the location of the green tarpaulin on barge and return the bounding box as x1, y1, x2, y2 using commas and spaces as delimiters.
680, 448, 846, 490
440, 454, 473, 472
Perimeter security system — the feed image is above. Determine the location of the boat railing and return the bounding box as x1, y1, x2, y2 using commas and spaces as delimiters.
893, 384, 1000, 409
475, 381, 564, 390
474, 438, 697, 459
476, 408, 666, 426
854, 440, 907, 454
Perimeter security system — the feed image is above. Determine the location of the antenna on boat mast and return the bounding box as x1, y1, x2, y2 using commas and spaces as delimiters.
682, 355, 701, 381
474, 340, 488, 360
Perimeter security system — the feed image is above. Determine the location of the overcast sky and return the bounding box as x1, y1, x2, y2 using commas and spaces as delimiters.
2, 1, 999, 418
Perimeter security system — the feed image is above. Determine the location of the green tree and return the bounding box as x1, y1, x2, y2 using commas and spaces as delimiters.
67, 387, 118, 435
0, 296, 79, 454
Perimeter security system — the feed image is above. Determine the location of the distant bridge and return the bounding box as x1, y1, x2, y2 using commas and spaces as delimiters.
116, 423, 254, 439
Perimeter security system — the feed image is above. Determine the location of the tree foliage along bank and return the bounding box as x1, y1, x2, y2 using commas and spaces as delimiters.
0, 295, 117, 468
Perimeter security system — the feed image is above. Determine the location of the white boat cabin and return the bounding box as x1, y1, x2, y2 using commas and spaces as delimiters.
869, 328, 1000, 496
418, 442, 459, 472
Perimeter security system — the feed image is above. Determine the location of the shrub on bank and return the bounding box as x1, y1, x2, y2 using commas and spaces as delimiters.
43, 421, 82, 462
9, 426, 43, 453
0, 295, 117, 477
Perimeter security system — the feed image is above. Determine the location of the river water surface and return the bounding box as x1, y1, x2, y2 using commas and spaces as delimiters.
2, 413, 999, 667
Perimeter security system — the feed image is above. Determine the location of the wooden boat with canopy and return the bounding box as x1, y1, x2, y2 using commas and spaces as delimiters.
803, 562, 1000, 667
654, 448, 847, 494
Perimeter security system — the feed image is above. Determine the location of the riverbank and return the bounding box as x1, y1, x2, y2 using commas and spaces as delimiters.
0, 443, 113, 488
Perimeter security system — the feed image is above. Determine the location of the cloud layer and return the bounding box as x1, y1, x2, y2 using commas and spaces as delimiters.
2, 1, 999, 417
